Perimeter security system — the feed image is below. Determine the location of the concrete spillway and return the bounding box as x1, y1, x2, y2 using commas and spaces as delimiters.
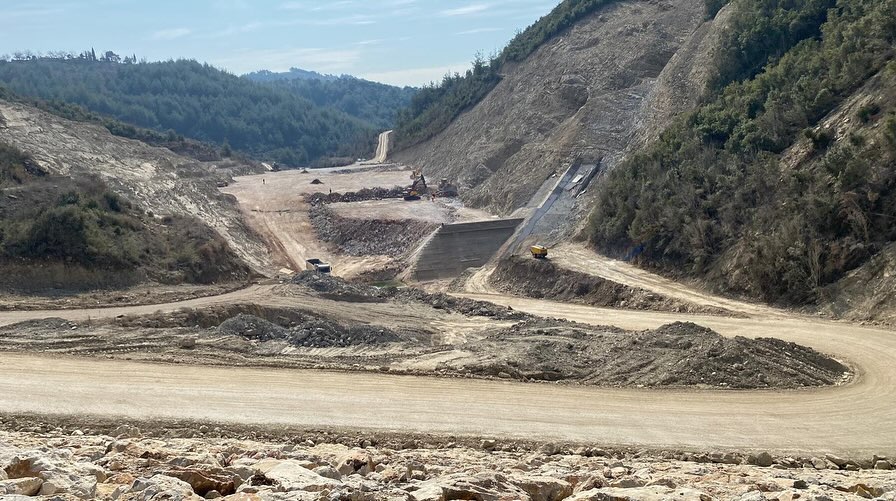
412, 219, 524, 281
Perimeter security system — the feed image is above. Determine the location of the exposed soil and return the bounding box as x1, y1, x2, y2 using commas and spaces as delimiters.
459, 320, 849, 388
490, 255, 735, 316
292, 271, 528, 320
0, 281, 252, 311
0, 275, 850, 390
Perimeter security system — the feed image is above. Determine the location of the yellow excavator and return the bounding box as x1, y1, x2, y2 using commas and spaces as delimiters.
403, 169, 428, 201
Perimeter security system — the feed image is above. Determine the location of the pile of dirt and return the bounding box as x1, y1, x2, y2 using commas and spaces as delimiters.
218, 313, 400, 348
292, 271, 527, 320
458, 320, 849, 389
307, 187, 405, 205
490, 256, 733, 316
309, 204, 438, 257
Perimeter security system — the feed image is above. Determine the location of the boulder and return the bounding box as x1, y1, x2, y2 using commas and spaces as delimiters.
874, 460, 893, 470
568, 486, 712, 500
411, 472, 530, 501
335, 450, 375, 476
130, 474, 204, 500
313, 466, 342, 480
252, 460, 340, 492
0, 477, 43, 496
4, 454, 101, 498
162, 467, 236, 496
749, 452, 774, 467
513, 475, 573, 501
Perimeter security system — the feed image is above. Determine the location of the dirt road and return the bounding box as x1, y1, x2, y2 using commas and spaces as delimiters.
221, 168, 412, 278
2, 278, 896, 455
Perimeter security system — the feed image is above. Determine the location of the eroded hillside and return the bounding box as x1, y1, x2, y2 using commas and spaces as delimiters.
393, 0, 727, 228
0, 100, 273, 282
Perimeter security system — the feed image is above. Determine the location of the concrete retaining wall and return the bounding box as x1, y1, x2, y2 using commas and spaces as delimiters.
412, 219, 524, 281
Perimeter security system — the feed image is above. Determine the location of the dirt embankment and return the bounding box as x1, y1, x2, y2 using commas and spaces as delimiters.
393, 0, 718, 231
0, 99, 270, 289
0, 272, 849, 390
490, 256, 734, 316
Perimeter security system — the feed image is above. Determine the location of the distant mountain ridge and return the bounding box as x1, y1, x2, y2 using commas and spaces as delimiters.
0, 57, 413, 167
243, 67, 339, 82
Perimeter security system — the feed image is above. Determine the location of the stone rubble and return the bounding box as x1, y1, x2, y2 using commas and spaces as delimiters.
0, 429, 894, 500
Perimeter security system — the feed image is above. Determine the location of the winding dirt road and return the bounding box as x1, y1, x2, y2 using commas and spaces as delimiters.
2, 253, 896, 456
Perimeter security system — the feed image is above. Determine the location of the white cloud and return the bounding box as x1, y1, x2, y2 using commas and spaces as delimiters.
455, 27, 502, 35
151, 28, 192, 41
216, 47, 363, 74
439, 4, 490, 16
360, 62, 472, 87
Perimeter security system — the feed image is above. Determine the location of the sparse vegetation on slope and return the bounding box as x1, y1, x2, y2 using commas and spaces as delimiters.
588, 0, 896, 304
0, 142, 250, 291
393, 0, 622, 149
0, 58, 378, 166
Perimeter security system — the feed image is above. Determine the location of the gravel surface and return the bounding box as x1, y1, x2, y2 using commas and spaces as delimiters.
491, 256, 735, 316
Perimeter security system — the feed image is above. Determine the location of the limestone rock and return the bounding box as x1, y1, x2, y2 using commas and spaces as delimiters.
335, 450, 375, 476
129, 474, 203, 500
253, 459, 340, 492
513, 475, 573, 501
162, 467, 236, 497
0, 477, 43, 496
569, 486, 711, 500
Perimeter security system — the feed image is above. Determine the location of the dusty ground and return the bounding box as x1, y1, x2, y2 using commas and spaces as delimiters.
2, 420, 895, 501
0, 282, 252, 311
222, 166, 420, 278
0, 272, 845, 389
490, 255, 736, 316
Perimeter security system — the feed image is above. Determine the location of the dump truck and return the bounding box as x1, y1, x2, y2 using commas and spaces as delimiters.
530, 245, 548, 259
305, 258, 331, 273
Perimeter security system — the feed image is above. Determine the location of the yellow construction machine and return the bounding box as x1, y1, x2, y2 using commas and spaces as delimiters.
530, 245, 549, 259
403, 169, 428, 201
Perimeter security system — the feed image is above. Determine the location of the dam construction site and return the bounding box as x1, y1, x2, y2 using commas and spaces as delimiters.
2, 0, 896, 499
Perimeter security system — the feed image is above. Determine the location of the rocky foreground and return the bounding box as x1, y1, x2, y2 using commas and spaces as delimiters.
1, 420, 894, 501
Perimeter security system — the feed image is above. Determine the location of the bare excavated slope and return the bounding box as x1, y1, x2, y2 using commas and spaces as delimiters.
393, 0, 730, 227
0, 100, 272, 274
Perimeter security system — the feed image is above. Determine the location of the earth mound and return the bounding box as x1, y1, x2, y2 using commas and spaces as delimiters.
461, 320, 850, 388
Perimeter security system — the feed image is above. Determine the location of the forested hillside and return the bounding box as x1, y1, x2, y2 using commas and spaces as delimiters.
0, 58, 379, 166
393, 0, 618, 150
249, 73, 416, 130
589, 0, 896, 305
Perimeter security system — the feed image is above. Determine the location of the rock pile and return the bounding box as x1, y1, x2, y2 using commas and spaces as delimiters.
292, 271, 527, 320
218, 313, 401, 348
460, 320, 851, 388
1, 427, 894, 500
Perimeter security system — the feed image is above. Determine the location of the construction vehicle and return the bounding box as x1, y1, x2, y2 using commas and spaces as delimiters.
437, 178, 459, 197
530, 245, 549, 259
404, 169, 428, 201
305, 258, 331, 273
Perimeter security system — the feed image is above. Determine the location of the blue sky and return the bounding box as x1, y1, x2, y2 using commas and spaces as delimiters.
1, 0, 559, 86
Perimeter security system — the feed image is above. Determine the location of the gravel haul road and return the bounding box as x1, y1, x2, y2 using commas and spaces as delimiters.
2, 285, 895, 456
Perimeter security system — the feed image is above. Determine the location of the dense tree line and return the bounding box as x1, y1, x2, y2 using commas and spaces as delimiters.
588, 0, 896, 304
393, 0, 618, 149
0, 57, 382, 166
252, 74, 417, 130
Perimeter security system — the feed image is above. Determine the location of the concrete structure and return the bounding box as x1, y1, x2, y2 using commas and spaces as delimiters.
411, 219, 524, 281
